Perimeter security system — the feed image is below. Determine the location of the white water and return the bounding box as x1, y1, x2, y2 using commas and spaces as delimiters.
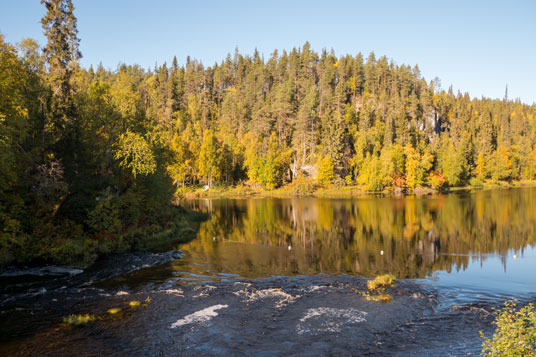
170, 304, 229, 328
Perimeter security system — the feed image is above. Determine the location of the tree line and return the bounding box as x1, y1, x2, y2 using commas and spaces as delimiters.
40, 40, 534, 192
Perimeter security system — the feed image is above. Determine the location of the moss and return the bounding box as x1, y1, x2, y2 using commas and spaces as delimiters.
63, 314, 96, 326
129, 300, 141, 308
364, 294, 392, 303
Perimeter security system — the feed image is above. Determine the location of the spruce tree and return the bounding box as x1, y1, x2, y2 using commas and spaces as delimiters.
41, 0, 81, 139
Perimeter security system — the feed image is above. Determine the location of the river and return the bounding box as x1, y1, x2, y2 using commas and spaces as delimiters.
1, 187, 536, 355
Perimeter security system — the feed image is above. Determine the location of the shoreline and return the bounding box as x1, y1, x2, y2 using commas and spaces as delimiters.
0, 208, 208, 270
180, 180, 536, 199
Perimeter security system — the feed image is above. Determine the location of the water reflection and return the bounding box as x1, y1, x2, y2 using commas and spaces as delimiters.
180, 188, 536, 279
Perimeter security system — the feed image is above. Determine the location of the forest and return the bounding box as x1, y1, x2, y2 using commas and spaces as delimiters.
1, 0, 536, 267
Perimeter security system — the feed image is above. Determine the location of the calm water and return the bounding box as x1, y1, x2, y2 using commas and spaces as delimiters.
181, 188, 536, 284
2, 187, 536, 355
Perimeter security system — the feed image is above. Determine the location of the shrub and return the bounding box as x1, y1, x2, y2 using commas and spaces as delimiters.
367, 274, 396, 290
292, 176, 316, 195
469, 177, 484, 187
363, 274, 396, 303
480, 300, 536, 356
428, 171, 447, 189
86, 188, 122, 235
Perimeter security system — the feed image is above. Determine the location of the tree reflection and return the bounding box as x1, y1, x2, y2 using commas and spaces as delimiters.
180, 188, 536, 279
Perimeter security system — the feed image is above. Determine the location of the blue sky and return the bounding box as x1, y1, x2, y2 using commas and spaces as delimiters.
1, 0, 535, 104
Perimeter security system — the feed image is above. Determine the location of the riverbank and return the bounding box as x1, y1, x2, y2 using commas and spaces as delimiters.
0, 207, 208, 270
180, 179, 536, 199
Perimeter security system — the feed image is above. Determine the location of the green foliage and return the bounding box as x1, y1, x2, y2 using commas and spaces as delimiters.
2, 3, 536, 268
0, 2, 210, 269
438, 137, 466, 186
114, 130, 156, 178
41, 0, 80, 139
257, 132, 290, 189
290, 176, 316, 195
198, 129, 221, 187
85, 188, 122, 235
357, 154, 384, 191
481, 301, 536, 356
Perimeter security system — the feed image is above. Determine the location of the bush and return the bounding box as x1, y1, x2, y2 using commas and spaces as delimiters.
291, 176, 316, 195
480, 300, 536, 356
469, 177, 484, 187
362, 274, 396, 303
428, 171, 447, 189
367, 273, 396, 291
86, 188, 122, 235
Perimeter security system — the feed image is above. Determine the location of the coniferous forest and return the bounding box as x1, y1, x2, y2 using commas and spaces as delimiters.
1, 0, 536, 267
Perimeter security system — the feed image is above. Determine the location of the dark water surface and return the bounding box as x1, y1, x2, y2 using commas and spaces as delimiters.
2, 187, 536, 355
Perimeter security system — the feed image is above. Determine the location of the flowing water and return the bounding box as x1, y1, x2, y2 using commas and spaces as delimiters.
2, 187, 536, 355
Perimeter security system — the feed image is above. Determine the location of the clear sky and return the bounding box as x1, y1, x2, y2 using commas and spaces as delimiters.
1, 0, 535, 104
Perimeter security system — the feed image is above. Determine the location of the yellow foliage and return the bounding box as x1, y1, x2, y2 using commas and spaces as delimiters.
363, 274, 396, 303
63, 314, 96, 326
364, 293, 392, 302
129, 300, 141, 307
375, 273, 396, 286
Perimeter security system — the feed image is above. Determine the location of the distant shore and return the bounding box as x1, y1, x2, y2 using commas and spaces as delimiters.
180, 180, 536, 199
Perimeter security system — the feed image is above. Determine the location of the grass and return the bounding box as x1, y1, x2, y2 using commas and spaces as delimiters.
179, 180, 536, 199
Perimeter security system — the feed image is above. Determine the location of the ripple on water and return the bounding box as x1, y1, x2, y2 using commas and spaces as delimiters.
296, 307, 367, 335
233, 287, 300, 308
